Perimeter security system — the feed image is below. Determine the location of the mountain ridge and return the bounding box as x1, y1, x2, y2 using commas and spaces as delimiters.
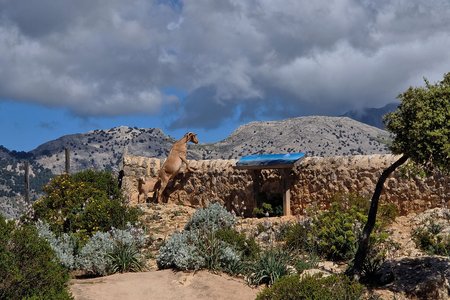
27, 116, 391, 173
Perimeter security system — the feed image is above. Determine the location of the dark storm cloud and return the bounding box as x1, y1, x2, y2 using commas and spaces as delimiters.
0, 0, 176, 115
168, 86, 237, 129
0, 0, 94, 38
0, 0, 449, 128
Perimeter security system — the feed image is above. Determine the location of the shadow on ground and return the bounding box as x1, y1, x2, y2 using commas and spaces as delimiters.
378, 256, 450, 299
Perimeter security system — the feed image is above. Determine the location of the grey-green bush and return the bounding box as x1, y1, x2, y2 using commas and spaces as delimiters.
157, 230, 205, 270
35, 220, 148, 276
158, 203, 243, 273
77, 231, 115, 275
184, 202, 236, 231
157, 229, 242, 272
36, 220, 77, 269
76, 225, 148, 276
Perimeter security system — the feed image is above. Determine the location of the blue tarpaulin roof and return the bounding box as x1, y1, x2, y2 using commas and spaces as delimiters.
235, 152, 305, 169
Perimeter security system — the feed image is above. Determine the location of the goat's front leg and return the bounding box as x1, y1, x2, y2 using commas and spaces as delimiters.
180, 156, 197, 172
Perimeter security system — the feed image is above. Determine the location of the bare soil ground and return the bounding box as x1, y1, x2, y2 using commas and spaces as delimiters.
70, 269, 260, 300
70, 204, 450, 300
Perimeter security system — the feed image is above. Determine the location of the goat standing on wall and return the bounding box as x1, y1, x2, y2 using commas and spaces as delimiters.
156, 132, 198, 203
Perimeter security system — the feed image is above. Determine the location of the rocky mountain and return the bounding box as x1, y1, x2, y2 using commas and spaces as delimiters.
0, 146, 11, 160
31, 126, 175, 174
29, 116, 391, 173
194, 116, 391, 159
342, 103, 399, 129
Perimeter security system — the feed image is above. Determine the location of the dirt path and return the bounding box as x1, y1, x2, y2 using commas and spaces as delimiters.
70, 269, 260, 300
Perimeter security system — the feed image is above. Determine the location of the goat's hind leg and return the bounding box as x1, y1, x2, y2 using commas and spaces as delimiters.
150, 180, 161, 203
157, 177, 169, 203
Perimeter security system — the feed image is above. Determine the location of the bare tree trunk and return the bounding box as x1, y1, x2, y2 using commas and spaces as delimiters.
24, 161, 30, 203
347, 154, 409, 278
65, 148, 70, 174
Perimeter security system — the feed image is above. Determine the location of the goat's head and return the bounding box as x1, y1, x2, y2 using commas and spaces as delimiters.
186, 132, 199, 144
138, 177, 145, 184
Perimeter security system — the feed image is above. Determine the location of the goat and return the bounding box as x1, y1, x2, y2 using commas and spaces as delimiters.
137, 177, 158, 204
156, 132, 198, 202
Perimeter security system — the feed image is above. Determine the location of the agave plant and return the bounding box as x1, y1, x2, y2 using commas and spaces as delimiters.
247, 248, 291, 286
108, 242, 145, 273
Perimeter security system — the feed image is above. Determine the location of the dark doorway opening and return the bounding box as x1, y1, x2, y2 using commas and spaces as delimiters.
253, 192, 283, 217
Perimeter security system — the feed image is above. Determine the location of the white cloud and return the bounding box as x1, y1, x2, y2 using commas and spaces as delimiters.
167, 17, 184, 31
0, 0, 449, 127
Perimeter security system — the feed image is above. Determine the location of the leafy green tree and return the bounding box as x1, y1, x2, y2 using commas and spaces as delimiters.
348, 73, 450, 277
32, 170, 140, 242
0, 215, 72, 299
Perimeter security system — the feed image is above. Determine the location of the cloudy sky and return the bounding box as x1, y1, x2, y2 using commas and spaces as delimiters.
1, 0, 449, 151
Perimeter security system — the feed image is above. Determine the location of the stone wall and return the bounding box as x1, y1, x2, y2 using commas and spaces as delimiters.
290, 155, 449, 215
122, 154, 449, 216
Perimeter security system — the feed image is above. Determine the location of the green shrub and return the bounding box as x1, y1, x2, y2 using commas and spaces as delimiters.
412, 217, 450, 256
253, 202, 284, 217
196, 230, 241, 272
184, 202, 236, 231
256, 274, 364, 300
398, 160, 427, 179
280, 195, 364, 260
284, 193, 396, 262
312, 204, 360, 261
282, 221, 311, 252
221, 254, 246, 276
215, 228, 260, 260
290, 194, 364, 261
0, 215, 72, 299
253, 202, 273, 217
72, 169, 122, 199
32, 170, 141, 242
247, 248, 292, 286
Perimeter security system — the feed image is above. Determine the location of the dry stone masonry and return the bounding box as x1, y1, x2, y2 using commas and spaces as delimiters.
122, 154, 449, 216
